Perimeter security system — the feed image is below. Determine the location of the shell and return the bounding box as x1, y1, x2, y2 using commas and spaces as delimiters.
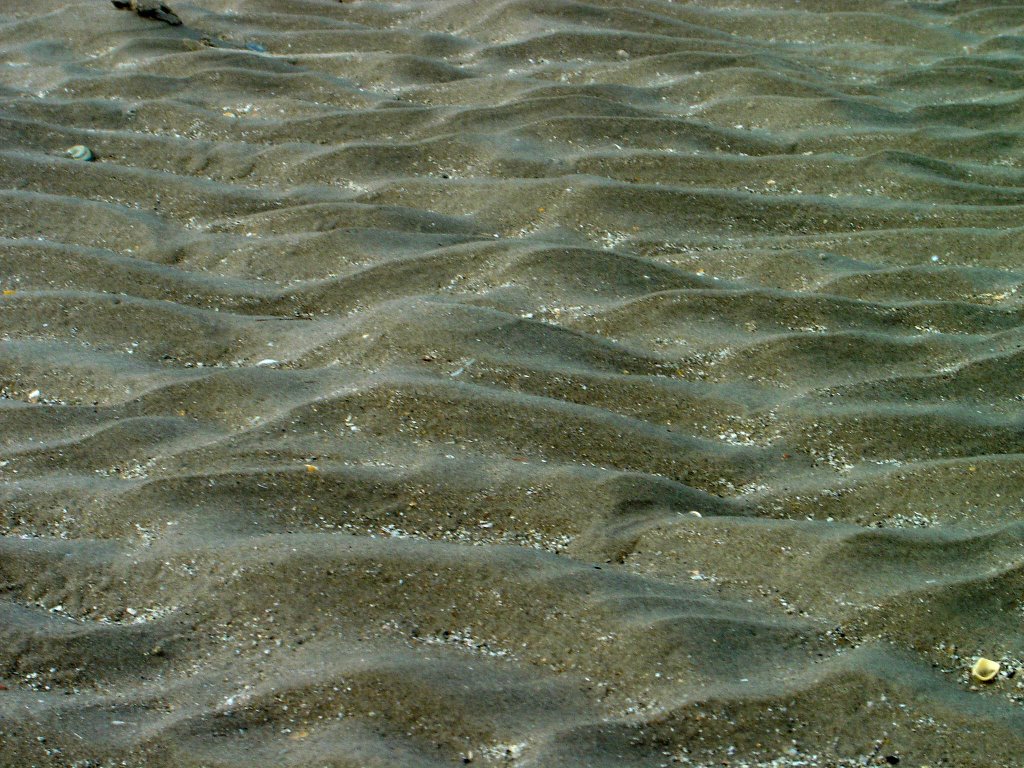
65, 145, 95, 162
971, 657, 1000, 683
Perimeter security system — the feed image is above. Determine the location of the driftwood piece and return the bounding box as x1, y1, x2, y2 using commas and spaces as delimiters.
111, 0, 183, 26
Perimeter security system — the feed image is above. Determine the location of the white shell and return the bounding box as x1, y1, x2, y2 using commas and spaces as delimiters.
66, 145, 95, 162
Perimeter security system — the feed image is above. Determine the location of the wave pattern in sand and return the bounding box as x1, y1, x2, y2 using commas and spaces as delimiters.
3, 1, 1024, 766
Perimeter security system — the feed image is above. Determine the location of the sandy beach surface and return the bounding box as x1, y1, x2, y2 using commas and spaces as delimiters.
3, 0, 1024, 765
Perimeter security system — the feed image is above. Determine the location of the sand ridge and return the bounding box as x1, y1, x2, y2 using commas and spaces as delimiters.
2, 0, 1024, 765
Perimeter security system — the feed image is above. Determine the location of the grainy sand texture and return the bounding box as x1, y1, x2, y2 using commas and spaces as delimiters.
3, 0, 1024, 766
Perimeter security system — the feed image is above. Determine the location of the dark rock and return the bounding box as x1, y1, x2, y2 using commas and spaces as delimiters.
111, 0, 182, 26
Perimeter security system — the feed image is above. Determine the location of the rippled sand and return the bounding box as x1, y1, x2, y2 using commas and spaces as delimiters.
3, 1, 1024, 766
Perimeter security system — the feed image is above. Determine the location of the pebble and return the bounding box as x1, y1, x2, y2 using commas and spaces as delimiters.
110, 0, 182, 26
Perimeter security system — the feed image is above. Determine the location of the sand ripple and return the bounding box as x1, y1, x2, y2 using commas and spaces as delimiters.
3, 0, 1024, 765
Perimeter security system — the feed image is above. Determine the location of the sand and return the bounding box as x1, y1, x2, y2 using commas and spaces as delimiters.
2, 0, 1024, 765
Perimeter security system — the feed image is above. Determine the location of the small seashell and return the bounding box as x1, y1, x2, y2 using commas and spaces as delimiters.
65, 145, 95, 162
65, 145, 94, 161
305, 464, 318, 473
971, 657, 1000, 683
255, 358, 279, 367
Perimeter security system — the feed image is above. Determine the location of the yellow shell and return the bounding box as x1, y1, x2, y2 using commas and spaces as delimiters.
971, 657, 1000, 683
66, 145, 95, 162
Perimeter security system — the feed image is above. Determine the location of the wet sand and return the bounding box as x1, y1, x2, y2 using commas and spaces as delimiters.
2, 0, 1024, 766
